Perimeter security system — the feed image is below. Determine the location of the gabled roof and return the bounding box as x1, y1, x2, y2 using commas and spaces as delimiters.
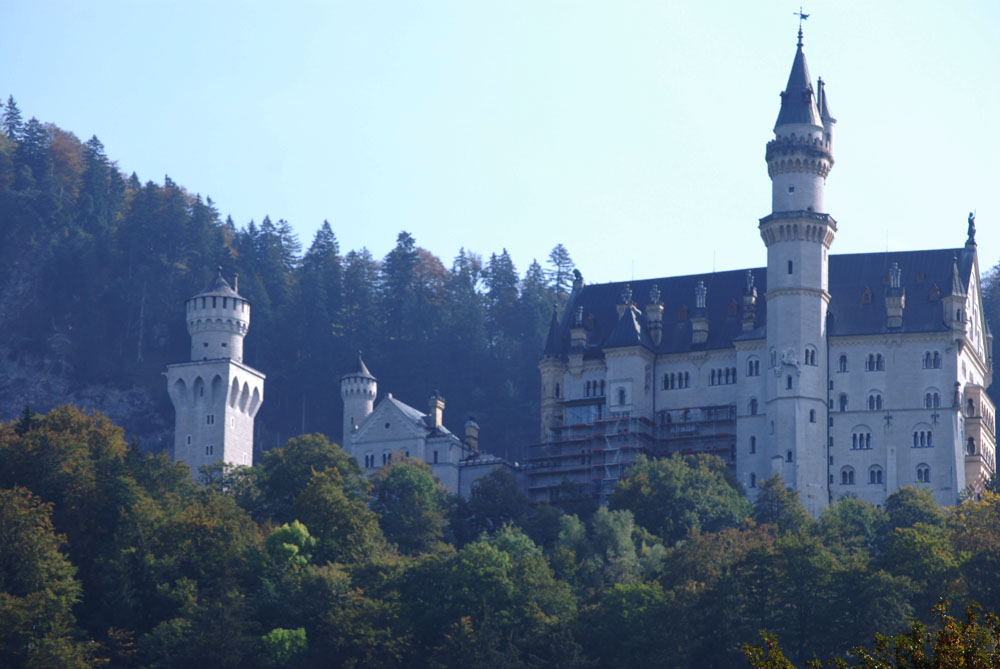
606, 305, 655, 350
547, 247, 975, 358
355, 394, 460, 444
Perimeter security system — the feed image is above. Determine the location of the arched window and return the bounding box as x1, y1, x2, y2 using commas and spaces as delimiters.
617, 388, 627, 405
809, 409, 816, 423
839, 394, 848, 412
866, 354, 875, 371
933, 352, 941, 368
749, 398, 758, 415
923, 352, 932, 369
877, 354, 885, 371
841, 467, 855, 485
786, 375, 793, 390
711, 370, 716, 385
684, 372, 690, 387
770, 348, 777, 368
555, 383, 561, 398
916, 464, 930, 483
786, 450, 793, 463
968, 438, 976, 455
838, 354, 848, 372
869, 466, 883, 484
750, 436, 756, 454
968, 398, 976, 416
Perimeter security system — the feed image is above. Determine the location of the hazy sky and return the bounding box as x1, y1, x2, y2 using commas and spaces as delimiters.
3, 1, 998, 284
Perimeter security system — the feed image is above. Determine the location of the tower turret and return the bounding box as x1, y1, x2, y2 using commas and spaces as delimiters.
166, 269, 264, 474
341, 352, 377, 447
185, 268, 251, 363
756, 27, 834, 514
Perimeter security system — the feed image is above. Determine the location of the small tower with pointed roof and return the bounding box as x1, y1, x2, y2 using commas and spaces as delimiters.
341, 352, 377, 447
166, 269, 265, 473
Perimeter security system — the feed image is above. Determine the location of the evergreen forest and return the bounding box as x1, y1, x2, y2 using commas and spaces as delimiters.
0, 96, 578, 461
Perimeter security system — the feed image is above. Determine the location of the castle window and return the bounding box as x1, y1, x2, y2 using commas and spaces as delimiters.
805, 347, 817, 366
787, 450, 793, 463
212, 297, 217, 308
221, 342, 227, 347
861, 288, 872, 305
809, 409, 816, 423
786, 375, 793, 390
205, 444, 214, 455
749, 398, 758, 415
916, 465, 930, 483
788, 186, 795, 193
788, 261, 793, 275
203, 342, 209, 347
186, 435, 191, 445
869, 466, 883, 484
933, 352, 941, 368
618, 388, 627, 405
839, 394, 848, 412
852, 431, 872, 450
711, 370, 716, 385
750, 472, 757, 488
877, 355, 885, 371
838, 354, 848, 372
750, 436, 756, 454
769, 348, 777, 368
684, 372, 690, 388
967, 398, 976, 416
206, 414, 215, 425
867, 394, 883, 411
747, 358, 760, 376
555, 384, 561, 398
968, 438, 976, 455
841, 467, 855, 485
600, 381, 606, 396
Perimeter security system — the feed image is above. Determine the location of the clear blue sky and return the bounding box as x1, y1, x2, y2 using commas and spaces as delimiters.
3, 1, 999, 284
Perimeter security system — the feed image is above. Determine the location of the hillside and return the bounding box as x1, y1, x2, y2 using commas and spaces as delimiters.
0, 96, 569, 461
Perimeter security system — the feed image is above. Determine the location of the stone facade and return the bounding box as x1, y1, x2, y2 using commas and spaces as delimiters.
528, 33, 995, 514
340, 355, 510, 497
166, 272, 265, 472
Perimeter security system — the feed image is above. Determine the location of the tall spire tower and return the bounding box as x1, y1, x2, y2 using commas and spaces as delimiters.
166, 270, 265, 473
759, 24, 836, 513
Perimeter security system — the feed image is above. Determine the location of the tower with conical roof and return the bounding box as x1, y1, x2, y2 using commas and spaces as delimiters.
166, 269, 265, 473
341, 352, 377, 447
759, 24, 835, 513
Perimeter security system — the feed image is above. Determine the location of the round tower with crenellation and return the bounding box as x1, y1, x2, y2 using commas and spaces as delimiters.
341, 352, 377, 449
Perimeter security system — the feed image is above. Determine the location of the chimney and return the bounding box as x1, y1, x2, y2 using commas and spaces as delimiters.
691, 281, 709, 345
646, 284, 664, 347
742, 270, 757, 332
885, 262, 905, 329
464, 417, 480, 452
428, 391, 445, 429
617, 283, 632, 318
570, 306, 587, 348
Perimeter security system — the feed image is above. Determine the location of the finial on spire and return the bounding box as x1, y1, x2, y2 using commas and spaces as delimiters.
745, 270, 755, 294
217, 265, 223, 278
794, 6, 809, 47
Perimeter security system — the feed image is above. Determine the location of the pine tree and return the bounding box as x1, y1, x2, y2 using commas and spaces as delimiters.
546, 244, 575, 301
2, 95, 22, 141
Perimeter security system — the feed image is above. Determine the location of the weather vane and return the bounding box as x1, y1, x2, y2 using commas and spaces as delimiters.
794, 6, 810, 46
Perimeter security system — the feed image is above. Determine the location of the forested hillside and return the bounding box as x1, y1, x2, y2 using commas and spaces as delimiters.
4, 407, 1000, 667
0, 96, 576, 460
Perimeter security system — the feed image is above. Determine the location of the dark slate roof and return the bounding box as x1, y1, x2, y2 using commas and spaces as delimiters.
826, 248, 972, 336
193, 273, 241, 299
343, 352, 376, 380
817, 78, 834, 122
775, 43, 822, 129
549, 248, 974, 358
606, 305, 655, 350
552, 267, 764, 358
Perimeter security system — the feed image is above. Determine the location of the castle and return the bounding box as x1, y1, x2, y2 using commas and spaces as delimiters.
166, 271, 265, 472
164, 29, 996, 515
339, 353, 509, 497
528, 28, 996, 514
